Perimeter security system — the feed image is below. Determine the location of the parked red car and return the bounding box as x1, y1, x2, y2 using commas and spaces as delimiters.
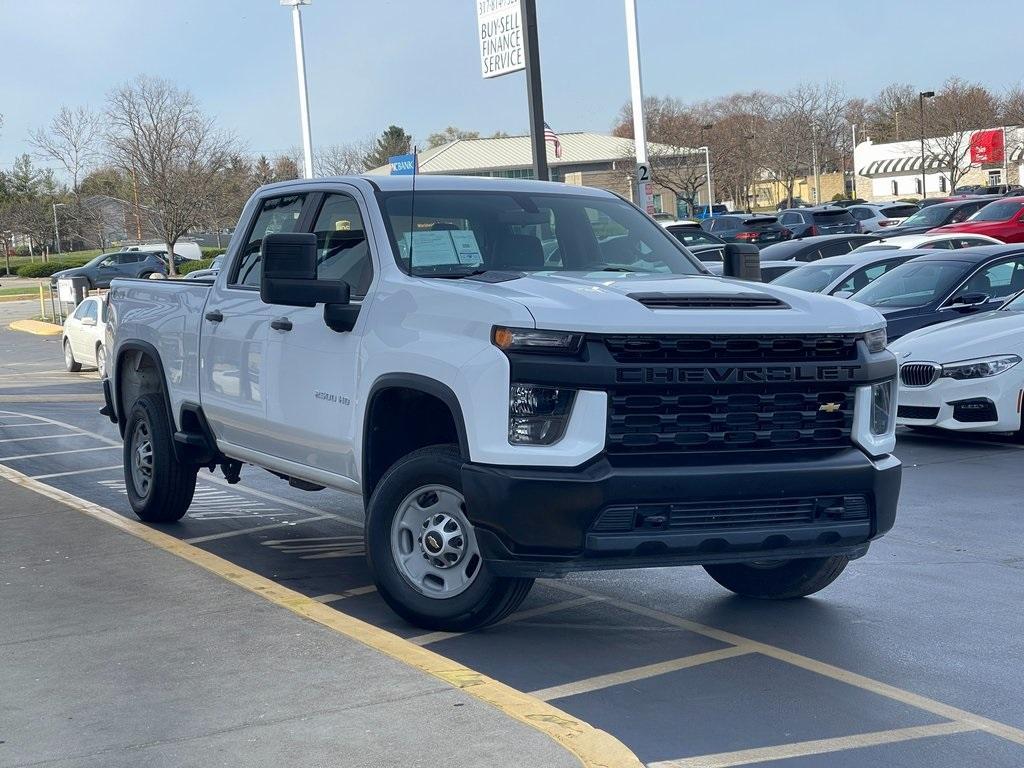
929, 197, 1024, 242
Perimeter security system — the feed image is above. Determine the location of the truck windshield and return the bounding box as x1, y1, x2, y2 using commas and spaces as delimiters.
380, 191, 704, 277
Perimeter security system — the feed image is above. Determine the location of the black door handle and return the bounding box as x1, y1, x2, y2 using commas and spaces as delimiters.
270, 317, 292, 332
205, 310, 223, 322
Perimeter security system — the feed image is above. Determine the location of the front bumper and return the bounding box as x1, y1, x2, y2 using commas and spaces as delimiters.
462, 448, 901, 578
897, 375, 1024, 433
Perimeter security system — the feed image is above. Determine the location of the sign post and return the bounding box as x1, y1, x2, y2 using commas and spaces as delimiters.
623, 0, 651, 212
476, 0, 548, 181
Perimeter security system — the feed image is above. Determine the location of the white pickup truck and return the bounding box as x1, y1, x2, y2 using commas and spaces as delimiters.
103, 175, 901, 630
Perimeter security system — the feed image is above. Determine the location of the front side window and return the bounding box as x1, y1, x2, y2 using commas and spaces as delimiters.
311, 193, 373, 298
380, 191, 702, 276
837, 262, 900, 294
961, 258, 1024, 300
232, 194, 307, 287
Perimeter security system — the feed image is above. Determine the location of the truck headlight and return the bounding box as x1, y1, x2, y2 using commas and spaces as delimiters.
940, 355, 1021, 380
508, 384, 576, 445
493, 326, 583, 354
870, 379, 895, 435
863, 327, 887, 353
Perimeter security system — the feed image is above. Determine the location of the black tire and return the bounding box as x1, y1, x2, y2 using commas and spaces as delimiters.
365, 444, 533, 631
123, 393, 197, 523
63, 339, 81, 372
703, 555, 850, 599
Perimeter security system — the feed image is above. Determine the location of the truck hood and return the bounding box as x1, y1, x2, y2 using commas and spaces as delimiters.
889, 310, 1024, 362
464, 271, 885, 334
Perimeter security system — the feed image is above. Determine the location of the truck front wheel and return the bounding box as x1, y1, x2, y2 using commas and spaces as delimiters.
123, 393, 197, 523
703, 555, 850, 599
366, 445, 533, 631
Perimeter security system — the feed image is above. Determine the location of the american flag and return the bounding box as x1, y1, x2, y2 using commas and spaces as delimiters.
543, 122, 563, 159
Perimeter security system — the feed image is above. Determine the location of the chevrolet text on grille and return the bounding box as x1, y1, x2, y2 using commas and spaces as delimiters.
615, 365, 863, 385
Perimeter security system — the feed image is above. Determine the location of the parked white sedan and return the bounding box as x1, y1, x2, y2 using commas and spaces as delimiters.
890, 290, 1024, 435
853, 232, 1002, 252
62, 296, 109, 377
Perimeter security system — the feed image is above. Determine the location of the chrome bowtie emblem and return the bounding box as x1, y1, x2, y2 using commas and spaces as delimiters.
819, 402, 842, 413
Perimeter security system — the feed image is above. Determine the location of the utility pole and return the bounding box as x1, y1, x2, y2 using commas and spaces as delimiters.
282, 0, 314, 179
851, 123, 858, 200
811, 123, 820, 204
52, 202, 65, 257
919, 90, 935, 198
520, 0, 549, 182
623, 0, 650, 212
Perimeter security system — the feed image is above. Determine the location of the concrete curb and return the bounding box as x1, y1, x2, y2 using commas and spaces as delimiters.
8, 319, 62, 336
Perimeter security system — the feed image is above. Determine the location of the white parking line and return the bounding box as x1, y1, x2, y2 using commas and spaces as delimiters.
185, 514, 339, 544
0, 432, 80, 443
31, 464, 122, 480
408, 595, 603, 646
0, 445, 118, 461
0, 421, 55, 427
648, 721, 978, 768
311, 586, 378, 603
530, 646, 755, 702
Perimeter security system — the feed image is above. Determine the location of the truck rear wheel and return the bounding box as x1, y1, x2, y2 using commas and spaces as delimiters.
703, 555, 850, 599
123, 393, 197, 523
365, 445, 533, 631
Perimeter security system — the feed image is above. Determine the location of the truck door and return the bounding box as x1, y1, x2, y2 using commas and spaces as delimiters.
261, 187, 375, 484
199, 192, 309, 450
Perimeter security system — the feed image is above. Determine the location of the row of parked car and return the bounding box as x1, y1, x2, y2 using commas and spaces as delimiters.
662, 198, 1024, 441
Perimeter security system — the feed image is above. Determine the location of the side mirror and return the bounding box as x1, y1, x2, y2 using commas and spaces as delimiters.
949, 292, 988, 310
260, 233, 349, 308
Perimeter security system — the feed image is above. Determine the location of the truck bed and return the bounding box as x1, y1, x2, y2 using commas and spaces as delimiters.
107, 278, 211, 421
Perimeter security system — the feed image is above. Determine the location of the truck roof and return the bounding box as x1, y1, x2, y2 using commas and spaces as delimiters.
254, 174, 618, 198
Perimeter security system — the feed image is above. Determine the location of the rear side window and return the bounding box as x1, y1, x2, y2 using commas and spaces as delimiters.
232, 194, 307, 287
812, 209, 856, 224
849, 207, 874, 221
311, 193, 374, 298
881, 205, 918, 219
74, 300, 97, 320
817, 239, 859, 258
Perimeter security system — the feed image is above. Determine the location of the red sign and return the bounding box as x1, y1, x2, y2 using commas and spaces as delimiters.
970, 129, 1004, 164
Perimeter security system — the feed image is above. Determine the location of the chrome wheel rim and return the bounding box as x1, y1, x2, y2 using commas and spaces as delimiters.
96, 347, 106, 378
129, 420, 154, 498
64, 342, 73, 369
390, 484, 481, 599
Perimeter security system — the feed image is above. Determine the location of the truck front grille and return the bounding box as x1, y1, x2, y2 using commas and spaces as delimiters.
604, 333, 858, 363
607, 386, 854, 454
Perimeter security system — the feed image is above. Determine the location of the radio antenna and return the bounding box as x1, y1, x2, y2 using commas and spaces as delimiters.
408, 145, 418, 271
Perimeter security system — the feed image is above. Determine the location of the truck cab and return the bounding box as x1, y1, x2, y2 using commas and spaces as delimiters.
104, 175, 901, 631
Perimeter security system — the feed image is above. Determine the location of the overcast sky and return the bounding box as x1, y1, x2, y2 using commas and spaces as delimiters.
2, 0, 1021, 172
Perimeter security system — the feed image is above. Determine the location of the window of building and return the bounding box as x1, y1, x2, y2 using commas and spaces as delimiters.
988, 170, 1003, 186
915, 178, 922, 195
939, 176, 947, 193
652, 193, 663, 213
891, 180, 899, 196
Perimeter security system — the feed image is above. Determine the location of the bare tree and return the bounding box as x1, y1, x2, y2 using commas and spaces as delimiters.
865, 83, 917, 142
924, 78, 1000, 192
314, 138, 375, 176
425, 126, 480, 149
105, 76, 235, 275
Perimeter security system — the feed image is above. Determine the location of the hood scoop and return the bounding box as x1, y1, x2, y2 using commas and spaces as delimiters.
627, 291, 788, 310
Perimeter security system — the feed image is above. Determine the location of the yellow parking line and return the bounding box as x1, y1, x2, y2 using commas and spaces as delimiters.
0, 462, 643, 768
530, 646, 756, 702
648, 721, 978, 768
547, 581, 1024, 749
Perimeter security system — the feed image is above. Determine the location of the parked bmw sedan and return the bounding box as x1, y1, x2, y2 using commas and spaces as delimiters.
848, 245, 1024, 340
770, 250, 922, 296
890, 291, 1024, 436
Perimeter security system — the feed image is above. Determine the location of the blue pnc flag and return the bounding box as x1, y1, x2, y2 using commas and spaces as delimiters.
389, 153, 417, 175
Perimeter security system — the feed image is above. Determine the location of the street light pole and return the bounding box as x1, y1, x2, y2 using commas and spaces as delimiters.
282, 0, 314, 179
699, 146, 713, 215
623, 0, 650, 212
919, 90, 935, 198
52, 202, 65, 257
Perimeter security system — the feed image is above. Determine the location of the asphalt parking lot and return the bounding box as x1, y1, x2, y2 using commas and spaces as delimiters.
3, 324, 1024, 767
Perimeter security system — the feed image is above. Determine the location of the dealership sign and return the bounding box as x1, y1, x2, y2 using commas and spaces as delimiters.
476, 0, 524, 79
970, 129, 1005, 164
